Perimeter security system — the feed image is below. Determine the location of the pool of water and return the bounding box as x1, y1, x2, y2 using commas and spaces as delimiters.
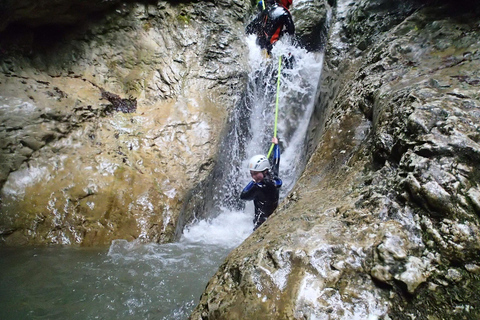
0, 209, 253, 320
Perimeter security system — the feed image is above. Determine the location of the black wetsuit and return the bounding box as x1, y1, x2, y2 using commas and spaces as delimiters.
240, 145, 282, 230
246, 3, 295, 54
245, 5, 269, 47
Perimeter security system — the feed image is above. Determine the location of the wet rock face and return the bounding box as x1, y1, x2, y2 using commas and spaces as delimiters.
0, 0, 331, 246
191, 0, 480, 319
99, 88, 137, 113
291, 0, 332, 51
0, 0, 125, 32
0, 0, 250, 245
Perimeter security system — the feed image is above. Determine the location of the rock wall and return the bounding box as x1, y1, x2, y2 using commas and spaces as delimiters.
0, 0, 250, 245
191, 0, 480, 319
0, 0, 331, 246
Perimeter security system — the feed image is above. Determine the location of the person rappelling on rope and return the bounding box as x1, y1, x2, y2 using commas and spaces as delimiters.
246, 0, 295, 56
240, 137, 282, 230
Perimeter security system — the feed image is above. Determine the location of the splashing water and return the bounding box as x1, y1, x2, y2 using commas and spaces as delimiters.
181, 207, 253, 247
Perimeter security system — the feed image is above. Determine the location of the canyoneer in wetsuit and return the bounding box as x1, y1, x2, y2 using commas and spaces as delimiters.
240, 137, 282, 230
246, 0, 295, 56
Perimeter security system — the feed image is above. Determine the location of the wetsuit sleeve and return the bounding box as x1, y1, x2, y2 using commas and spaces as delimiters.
271, 143, 280, 177
240, 180, 258, 200
246, 10, 267, 35
274, 177, 282, 188
246, 16, 260, 34
285, 14, 295, 35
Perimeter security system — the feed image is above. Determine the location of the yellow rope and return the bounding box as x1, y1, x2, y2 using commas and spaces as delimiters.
267, 55, 282, 158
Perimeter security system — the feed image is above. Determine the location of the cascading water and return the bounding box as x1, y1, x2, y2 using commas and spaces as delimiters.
0, 36, 324, 320
202, 35, 324, 219
242, 36, 324, 195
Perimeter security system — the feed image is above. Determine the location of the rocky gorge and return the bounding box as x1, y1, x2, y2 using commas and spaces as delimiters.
190, 0, 480, 319
1, 0, 480, 319
0, 0, 252, 245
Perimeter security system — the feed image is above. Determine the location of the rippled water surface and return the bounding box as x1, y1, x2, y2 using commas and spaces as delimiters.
0, 210, 252, 320
0, 244, 225, 320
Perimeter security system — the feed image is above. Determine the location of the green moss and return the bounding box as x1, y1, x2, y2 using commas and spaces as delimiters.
177, 13, 190, 25
142, 21, 153, 32
387, 271, 480, 319
124, 80, 142, 95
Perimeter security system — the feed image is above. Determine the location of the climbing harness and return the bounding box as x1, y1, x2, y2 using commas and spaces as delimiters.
267, 55, 282, 158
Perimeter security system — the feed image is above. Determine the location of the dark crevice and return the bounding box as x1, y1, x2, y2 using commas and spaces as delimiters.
392, 278, 415, 301
371, 276, 394, 290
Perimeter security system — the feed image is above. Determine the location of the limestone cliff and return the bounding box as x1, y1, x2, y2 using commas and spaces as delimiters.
191, 0, 480, 319
0, 0, 327, 246
0, 0, 250, 245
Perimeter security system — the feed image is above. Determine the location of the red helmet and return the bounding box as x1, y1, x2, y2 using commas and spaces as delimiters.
278, 0, 292, 8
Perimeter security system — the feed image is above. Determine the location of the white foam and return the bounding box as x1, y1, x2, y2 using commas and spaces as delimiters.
180, 207, 253, 248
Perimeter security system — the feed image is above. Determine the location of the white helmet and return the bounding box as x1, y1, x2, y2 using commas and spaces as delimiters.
248, 154, 270, 172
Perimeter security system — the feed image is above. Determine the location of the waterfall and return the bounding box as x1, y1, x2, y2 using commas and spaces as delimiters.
244, 36, 324, 195
182, 35, 324, 236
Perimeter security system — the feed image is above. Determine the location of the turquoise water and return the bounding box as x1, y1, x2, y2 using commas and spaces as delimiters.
0, 210, 253, 320
0, 242, 231, 320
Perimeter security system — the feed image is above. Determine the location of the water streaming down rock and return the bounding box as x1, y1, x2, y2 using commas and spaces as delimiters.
192, 1, 480, 318
186, 35, 325, 228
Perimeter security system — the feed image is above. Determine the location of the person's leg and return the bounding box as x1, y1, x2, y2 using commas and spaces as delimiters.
253, 213, 268, 230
